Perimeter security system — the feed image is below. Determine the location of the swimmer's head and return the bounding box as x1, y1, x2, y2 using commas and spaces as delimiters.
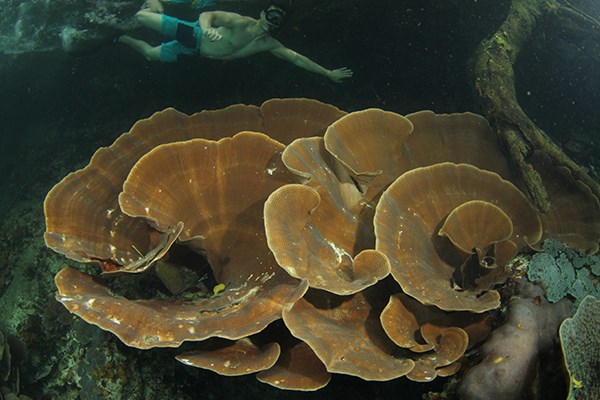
262, 3, 287, 31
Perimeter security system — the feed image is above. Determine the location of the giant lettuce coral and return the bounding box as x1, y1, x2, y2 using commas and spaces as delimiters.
44, 98, 600, 391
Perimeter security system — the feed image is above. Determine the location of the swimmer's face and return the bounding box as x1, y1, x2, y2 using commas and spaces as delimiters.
261, 6, 286, 30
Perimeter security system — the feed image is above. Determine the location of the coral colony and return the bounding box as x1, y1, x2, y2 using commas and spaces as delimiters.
44, 99, 599, 393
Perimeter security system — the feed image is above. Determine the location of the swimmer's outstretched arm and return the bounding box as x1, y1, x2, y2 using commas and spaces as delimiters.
270, 45, 353, 82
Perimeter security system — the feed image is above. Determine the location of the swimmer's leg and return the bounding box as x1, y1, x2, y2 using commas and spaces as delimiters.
118, 35, 161, 61
134, 10, 164, 33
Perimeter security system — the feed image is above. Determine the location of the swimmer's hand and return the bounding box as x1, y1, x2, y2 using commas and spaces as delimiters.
328, 67, 353, 82
204, 28, 222, 41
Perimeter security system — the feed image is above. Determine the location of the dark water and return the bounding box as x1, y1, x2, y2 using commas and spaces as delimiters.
0, 0, 598, 399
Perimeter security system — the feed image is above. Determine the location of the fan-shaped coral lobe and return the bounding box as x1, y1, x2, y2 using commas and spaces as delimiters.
117, 132, 300, 290
379, 292, 490, 382
375, 163, 542, 312
265, 130, 391, 296
439, 200, 514, 254
118, 132, 290, 252
403, 111, 514, 179
283, 287, 416, 381
176, 338, 281, 376
55, 267, 308, 348
44, 106, 258, 266
257, 341, 332, 391
264, 178, 390, 295
323, 108, 414, 200
260, 98, 347, 143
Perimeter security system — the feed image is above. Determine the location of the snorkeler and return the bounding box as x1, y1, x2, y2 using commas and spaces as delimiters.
117, 2, 353, 82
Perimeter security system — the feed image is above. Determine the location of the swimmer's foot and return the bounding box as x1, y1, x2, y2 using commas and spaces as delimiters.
112, 30, 125, 45
66, 29, 125, 56
142, 0, 164, 13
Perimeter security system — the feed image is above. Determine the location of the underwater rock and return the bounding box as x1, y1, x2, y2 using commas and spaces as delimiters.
0, 0, 139, 54
458, 279, 572, 400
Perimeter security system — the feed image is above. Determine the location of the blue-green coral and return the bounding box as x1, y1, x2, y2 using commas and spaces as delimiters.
559, 295, 600, 400
527, 240, 600, 305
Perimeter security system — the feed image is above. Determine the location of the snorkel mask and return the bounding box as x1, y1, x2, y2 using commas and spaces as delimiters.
265, 6, 286, 30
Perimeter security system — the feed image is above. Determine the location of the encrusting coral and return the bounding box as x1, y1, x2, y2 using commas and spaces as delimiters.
43, 98, 600, 391
527, 239, 600, 305
559, 295, 600, 400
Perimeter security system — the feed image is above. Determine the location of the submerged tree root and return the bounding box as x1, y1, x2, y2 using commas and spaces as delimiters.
468, 0, 600, 212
